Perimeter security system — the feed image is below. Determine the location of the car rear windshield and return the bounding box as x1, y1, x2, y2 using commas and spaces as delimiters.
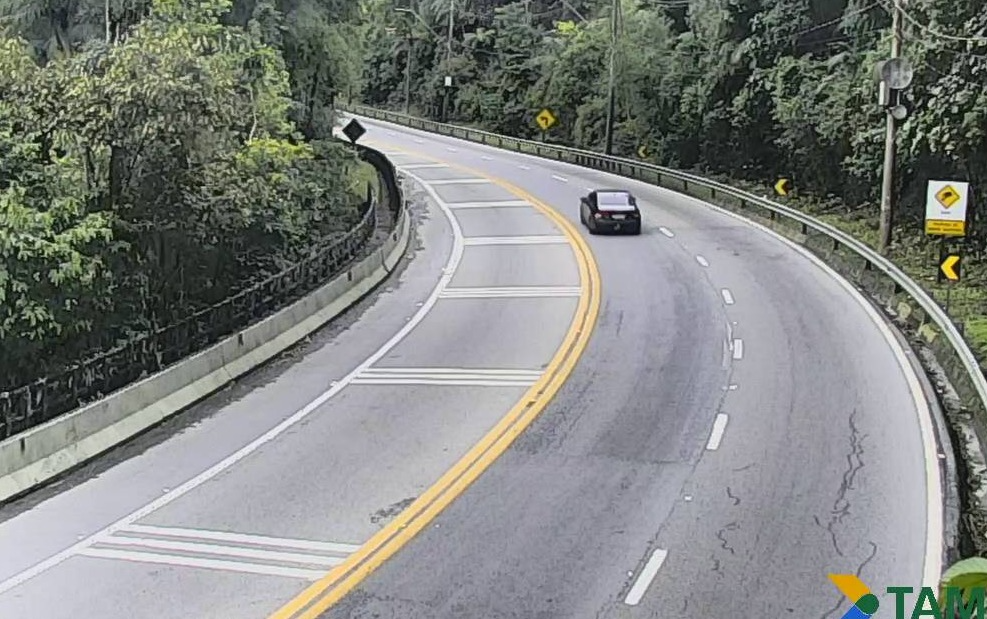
597, 192, 634, 208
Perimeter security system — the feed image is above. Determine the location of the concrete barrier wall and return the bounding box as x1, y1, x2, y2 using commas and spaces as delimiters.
0, 206, 411, 504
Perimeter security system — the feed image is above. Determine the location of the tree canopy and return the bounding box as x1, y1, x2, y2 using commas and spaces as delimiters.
0, 0, 365, 388
354, 0, 986, 243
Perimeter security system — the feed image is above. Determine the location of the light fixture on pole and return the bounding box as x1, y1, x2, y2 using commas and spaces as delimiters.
876, 0, 913, 255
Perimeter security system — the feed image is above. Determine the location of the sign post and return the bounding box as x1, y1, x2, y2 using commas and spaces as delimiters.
926, 179, 971, 314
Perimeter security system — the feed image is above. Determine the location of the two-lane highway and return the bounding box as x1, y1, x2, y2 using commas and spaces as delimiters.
310, 118, 946, 618
0, 143, 598, 617
0, 114, 946, 619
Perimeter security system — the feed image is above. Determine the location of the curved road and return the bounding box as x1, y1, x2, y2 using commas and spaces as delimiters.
0, 116, 946, 619
315, 119, 946, 618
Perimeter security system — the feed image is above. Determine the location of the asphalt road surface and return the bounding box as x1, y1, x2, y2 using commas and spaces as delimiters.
315, 119, 946, 619
0, 116, 946, 619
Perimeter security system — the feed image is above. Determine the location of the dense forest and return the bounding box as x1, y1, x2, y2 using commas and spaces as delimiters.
0, 0, 367, 388
3, 0, 987, 391
360, 0, 985, 224
354, 0, 987, 361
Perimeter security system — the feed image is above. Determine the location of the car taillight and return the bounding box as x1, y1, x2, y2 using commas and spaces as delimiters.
594, 212, 605, 219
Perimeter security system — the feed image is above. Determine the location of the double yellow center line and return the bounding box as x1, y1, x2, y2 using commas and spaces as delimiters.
270, 146, 602, 619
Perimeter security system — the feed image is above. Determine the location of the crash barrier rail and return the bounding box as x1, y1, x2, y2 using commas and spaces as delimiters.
341, 102, 987, 559
0, 147, 401, 441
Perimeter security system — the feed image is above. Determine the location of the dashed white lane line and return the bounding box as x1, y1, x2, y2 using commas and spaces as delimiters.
732, 339, 744, 360
519, 165, 531, 170
696, 255, 709, 267
552, 174, 568, 183
624, 548, 669, 606
414, 138, 425, 144
446, 147, 458, 152
706, 413, 730, 450
481, 155, 493, 161
721, 289, 735, 305
659, 227, 674, 238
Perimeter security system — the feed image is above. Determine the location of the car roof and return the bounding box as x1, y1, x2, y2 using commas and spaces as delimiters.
595, 189, 630, 195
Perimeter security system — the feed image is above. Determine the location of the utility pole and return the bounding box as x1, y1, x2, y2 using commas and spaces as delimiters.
442, 0, 455, 122
603, 0, 620, 155
878, 0, 904, 255
404, 34, 413, 115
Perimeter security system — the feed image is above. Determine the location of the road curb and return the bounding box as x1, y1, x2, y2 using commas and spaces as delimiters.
0, 205, 411, 506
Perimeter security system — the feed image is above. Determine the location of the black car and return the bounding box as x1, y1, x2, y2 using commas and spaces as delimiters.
579, 189, 642, 235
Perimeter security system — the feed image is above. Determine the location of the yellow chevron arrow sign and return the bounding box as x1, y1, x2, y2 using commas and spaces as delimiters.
775, 178, 790, 196
940, 254, 961, 282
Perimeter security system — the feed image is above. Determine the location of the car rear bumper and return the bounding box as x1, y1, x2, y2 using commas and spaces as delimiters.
596, 219, 640, 233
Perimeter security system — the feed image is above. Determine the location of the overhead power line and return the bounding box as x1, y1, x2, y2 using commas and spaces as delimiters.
885, 0, 987, 44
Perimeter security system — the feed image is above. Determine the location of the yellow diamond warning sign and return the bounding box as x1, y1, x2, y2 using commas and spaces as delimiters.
535, 108, 557, 132
926, 180, 969, 237
935, 185, 961, 209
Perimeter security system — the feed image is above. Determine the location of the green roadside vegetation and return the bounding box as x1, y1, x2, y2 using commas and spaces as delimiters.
352, 0, 987, 369
0, 0, 367, 391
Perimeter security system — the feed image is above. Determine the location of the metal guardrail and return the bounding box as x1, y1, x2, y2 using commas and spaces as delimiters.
0, 149, 398, 440
341, 101, 987, 557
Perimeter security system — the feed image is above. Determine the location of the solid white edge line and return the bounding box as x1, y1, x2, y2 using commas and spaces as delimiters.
122, 524, 360, 554
732, 339, 744, 360
624, 548, 668, 606
706, 413, 729, 451
696, 255, 709, 267
0, 170, 468, 597
77, 548, 326, 581
360, 117, 944, 585
721, 289, 735, 305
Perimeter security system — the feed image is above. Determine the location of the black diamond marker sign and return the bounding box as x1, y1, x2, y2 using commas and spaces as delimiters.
342, 118, 366, 143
